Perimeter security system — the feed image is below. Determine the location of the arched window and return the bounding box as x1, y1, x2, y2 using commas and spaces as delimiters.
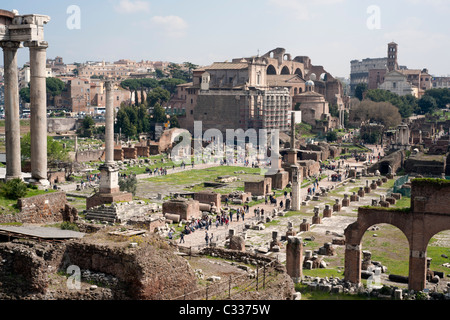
294, 68, 303, 78
281, 66, 290, 75
267, 65, 277, 75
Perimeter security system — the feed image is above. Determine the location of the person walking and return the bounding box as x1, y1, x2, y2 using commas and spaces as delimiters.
179, 232, 185, 244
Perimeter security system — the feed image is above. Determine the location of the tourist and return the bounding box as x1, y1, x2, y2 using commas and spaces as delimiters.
280, 201, 283, 210
179, 232, 185, 243
205, 231, 209, 245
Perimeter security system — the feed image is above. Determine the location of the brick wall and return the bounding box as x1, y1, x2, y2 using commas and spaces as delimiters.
162, 199, 201, 220
244, 178, 272, 196
123, 147, 137, 160
193, 191, 222, 209
136, 146, 150, 157
0, 192, 67, 224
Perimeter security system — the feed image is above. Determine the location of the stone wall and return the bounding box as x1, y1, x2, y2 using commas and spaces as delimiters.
299, 150, 322, 162
9, 192, 67, 224
244, 178, 272, 196
162, 199, 201, 220
114, 149, 124, 161
369, 150, 405, 175
136, 146, 150, 157
123, 147, 137, 160
64, 239, 199, 300
76, 149, 104, 163
48, 171, 66, 184
298, 160, 321, 178
404, 154, 446, 176
47, 118, 79, 133
193, 191, 222, 209
0, 235, 199, 300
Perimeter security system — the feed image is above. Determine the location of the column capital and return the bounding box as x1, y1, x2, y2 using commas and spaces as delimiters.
23, 40, 48, 49
0, 41, 21, 50
105, 80, 114, 91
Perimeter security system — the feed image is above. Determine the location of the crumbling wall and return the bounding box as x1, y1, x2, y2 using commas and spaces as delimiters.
162, 199, 201, 220
368, 150, 405, 175
0, 234, 199, 300
193, 191, 222, 209
404, 154, 446, 176
63, 238, 198, 300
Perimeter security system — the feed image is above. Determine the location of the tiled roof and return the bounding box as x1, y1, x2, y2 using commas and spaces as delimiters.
205, 62, 249, 70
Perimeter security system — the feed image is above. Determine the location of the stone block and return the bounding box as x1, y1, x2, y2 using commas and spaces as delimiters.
323, 205, 332, 218
391, 193, 402, 200
312, 215, 322, 225
386, 197, 396, 205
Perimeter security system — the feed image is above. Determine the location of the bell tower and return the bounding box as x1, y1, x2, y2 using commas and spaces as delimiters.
387, 42, 398, 72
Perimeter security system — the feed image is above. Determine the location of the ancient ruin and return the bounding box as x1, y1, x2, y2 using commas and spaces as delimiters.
0, 10, 50, 185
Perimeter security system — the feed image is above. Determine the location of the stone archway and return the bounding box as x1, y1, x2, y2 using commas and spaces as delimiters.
267, 64, 277, 75
281, 66, 290, 75
344, 179, 450, 291
294, 68, 303, 78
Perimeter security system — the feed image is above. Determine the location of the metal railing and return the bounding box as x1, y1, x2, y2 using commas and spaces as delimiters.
170, 259, 281, 300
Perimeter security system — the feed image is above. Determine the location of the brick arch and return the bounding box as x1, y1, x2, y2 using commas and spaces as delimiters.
267, 64, 277, 75
280, 65, 290, 75
344, 208, 412, 287
344, 179, 450, 291
294, 68, 303, 78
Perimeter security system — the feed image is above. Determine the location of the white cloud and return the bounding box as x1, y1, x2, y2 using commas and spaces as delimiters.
114, 0, 150, 14
150, 15, 188, 38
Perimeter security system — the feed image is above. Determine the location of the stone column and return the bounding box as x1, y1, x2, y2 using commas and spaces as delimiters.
105, 80, 114, 165
1, 41, 22, 181
24, 41, 49, 185
98, 80, 120, 194
286, 236, 303, 283
290, 165, 301, 211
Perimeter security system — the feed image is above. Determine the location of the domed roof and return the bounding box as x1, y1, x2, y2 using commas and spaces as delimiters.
305, 80, 315, 86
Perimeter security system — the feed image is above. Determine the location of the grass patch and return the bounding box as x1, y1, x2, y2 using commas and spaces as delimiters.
146, 166, 261, 186
0, 188, 56, 214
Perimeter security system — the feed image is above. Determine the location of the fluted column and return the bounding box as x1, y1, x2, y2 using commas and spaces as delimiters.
1, 41, 22, 181
24, 40, 49, 185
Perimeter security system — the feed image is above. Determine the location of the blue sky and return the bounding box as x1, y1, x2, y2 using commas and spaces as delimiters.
3, 0, 450, 78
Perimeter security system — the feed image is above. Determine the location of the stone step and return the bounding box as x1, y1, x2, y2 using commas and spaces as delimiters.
85, 213, 117, 223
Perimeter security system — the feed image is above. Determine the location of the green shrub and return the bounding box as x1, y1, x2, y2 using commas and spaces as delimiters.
119, 175, 137, 196
60, 221, 79, 232
0, 179, 28, 200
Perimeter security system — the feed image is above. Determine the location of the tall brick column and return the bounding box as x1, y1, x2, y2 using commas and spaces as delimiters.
286, 236, 303, 283
409, 249, 427, 291
344, 243, 361, 285
1, 41, 22, 181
